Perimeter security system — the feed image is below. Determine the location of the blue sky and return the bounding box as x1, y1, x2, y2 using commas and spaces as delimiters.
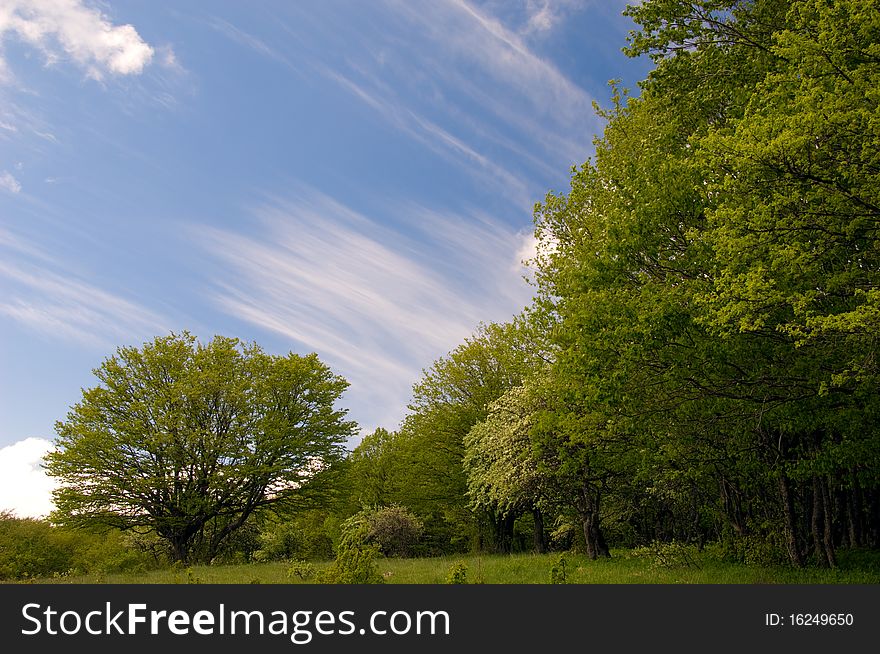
0, 0, 650, 517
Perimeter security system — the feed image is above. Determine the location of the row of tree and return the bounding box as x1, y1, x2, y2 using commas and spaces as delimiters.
342, 0, 880, 567
45, 0, 880, 568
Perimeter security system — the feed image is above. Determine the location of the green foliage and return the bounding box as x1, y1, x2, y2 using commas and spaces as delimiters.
347, 428, 400, 508
528, 0, 880, 568
396, 318, 547, 552
630, 541, 701, 569
0, 513, 75, 580
254, 511, 335, 562
549, 554, 567, 584
713, 533, 789, 568
0, 512, 151, 580
363, 505, 424, 558
318, 512, 385, 584
286, 559, 316, 581
47, 332, 356, 564
445, 561, 468, 584
464, 380, 546, 519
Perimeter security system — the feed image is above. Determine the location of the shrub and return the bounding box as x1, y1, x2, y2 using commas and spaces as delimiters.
716, 533, 788, 567
0, 512, 74, 579
287, 559, 316, 581
631, 540, 701, 569
255, 521, 303, 562
254, 511, 336, 562
318, 513, 384, 584
549, 555, 567, 584
69, 529, 151, 574
365, 505, 423, 558
0, 511, 151, 579
446, 561, 468, 584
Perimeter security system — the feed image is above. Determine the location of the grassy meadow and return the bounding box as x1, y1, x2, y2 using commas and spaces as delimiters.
20, 548, 880, 585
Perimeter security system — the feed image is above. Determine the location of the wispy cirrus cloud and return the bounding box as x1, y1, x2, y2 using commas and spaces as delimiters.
195, 187, 536, 432
475, 0, 588, 37
384, 0, 597, 139
0, 0, 155, 82
208, 16, 298, 72
322, 68, 533, 208
0, 228, 167, 348
0, 170, 21, 193
208, 1, 600, 211
328, 0, 599, 190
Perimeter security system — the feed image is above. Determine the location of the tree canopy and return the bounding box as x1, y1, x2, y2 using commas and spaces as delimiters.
47, 332, 356, 563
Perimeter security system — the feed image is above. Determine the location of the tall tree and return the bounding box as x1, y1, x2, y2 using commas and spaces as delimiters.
527, 0, 880, 565
347, 427, 401, 508
464, 378, 550, 553
397, 316, 546, 552
47, 332, 356, 563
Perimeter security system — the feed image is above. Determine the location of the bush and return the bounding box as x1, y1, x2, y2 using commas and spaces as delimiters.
631, 540, 701, 569
0, 512, 74, 579
549, 555, 568, 584
330, 505, 424, 559
69, 529, 151, 574
0, 511, 151, 579
364, 505, 423, 558
318, 513, 384, 584
254, 511, 336, 562
715, 533, 788, 567
254, 521, 303, 562
287, 559, 316, 581
446, 561, 468, 584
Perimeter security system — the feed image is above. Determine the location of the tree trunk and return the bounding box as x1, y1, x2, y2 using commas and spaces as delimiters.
493, 511, 516, 553
820, 479, 837, 568
169, 535, 190, 564
867, 487, 880, 548
811, 476, 823, 565
580, 484, 610, 559
720, 477, 745, 536
778, 473, 804, 567
532, 508, 546, 554
847, 482, 862, 548
810, 476, 836, 567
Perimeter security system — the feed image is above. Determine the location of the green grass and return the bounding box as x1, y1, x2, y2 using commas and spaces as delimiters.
18, 548, 880, 585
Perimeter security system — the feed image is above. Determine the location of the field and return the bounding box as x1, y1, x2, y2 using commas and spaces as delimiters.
21, 548, 880, 585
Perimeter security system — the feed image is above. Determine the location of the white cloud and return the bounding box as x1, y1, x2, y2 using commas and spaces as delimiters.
323, 68, 532, 207
0, 232, 168, 347
0, 0, 154, 81
209, 17, 297, 72
366, 0, 599, 167
413, 0, 595, 126
524, 1, 555, 33
196, 188, 536, 432
0, 437, 57, 519
519, 0, 586, 36
0, 169, 21, 192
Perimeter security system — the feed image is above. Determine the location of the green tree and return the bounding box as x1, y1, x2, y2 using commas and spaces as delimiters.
464, 378, 550, 553
47, 332, 356, 563
398, 317, 547, 552
525, 0, 880, 566
347, 428, 401, 508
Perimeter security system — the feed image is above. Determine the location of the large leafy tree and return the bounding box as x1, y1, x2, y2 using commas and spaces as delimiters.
464, 378, 551, 553
346, 427, 402, 508
693, 0, 880, 566
527, 0, 880, 566
47, 332, 356, 563
396, 316, 547, 552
